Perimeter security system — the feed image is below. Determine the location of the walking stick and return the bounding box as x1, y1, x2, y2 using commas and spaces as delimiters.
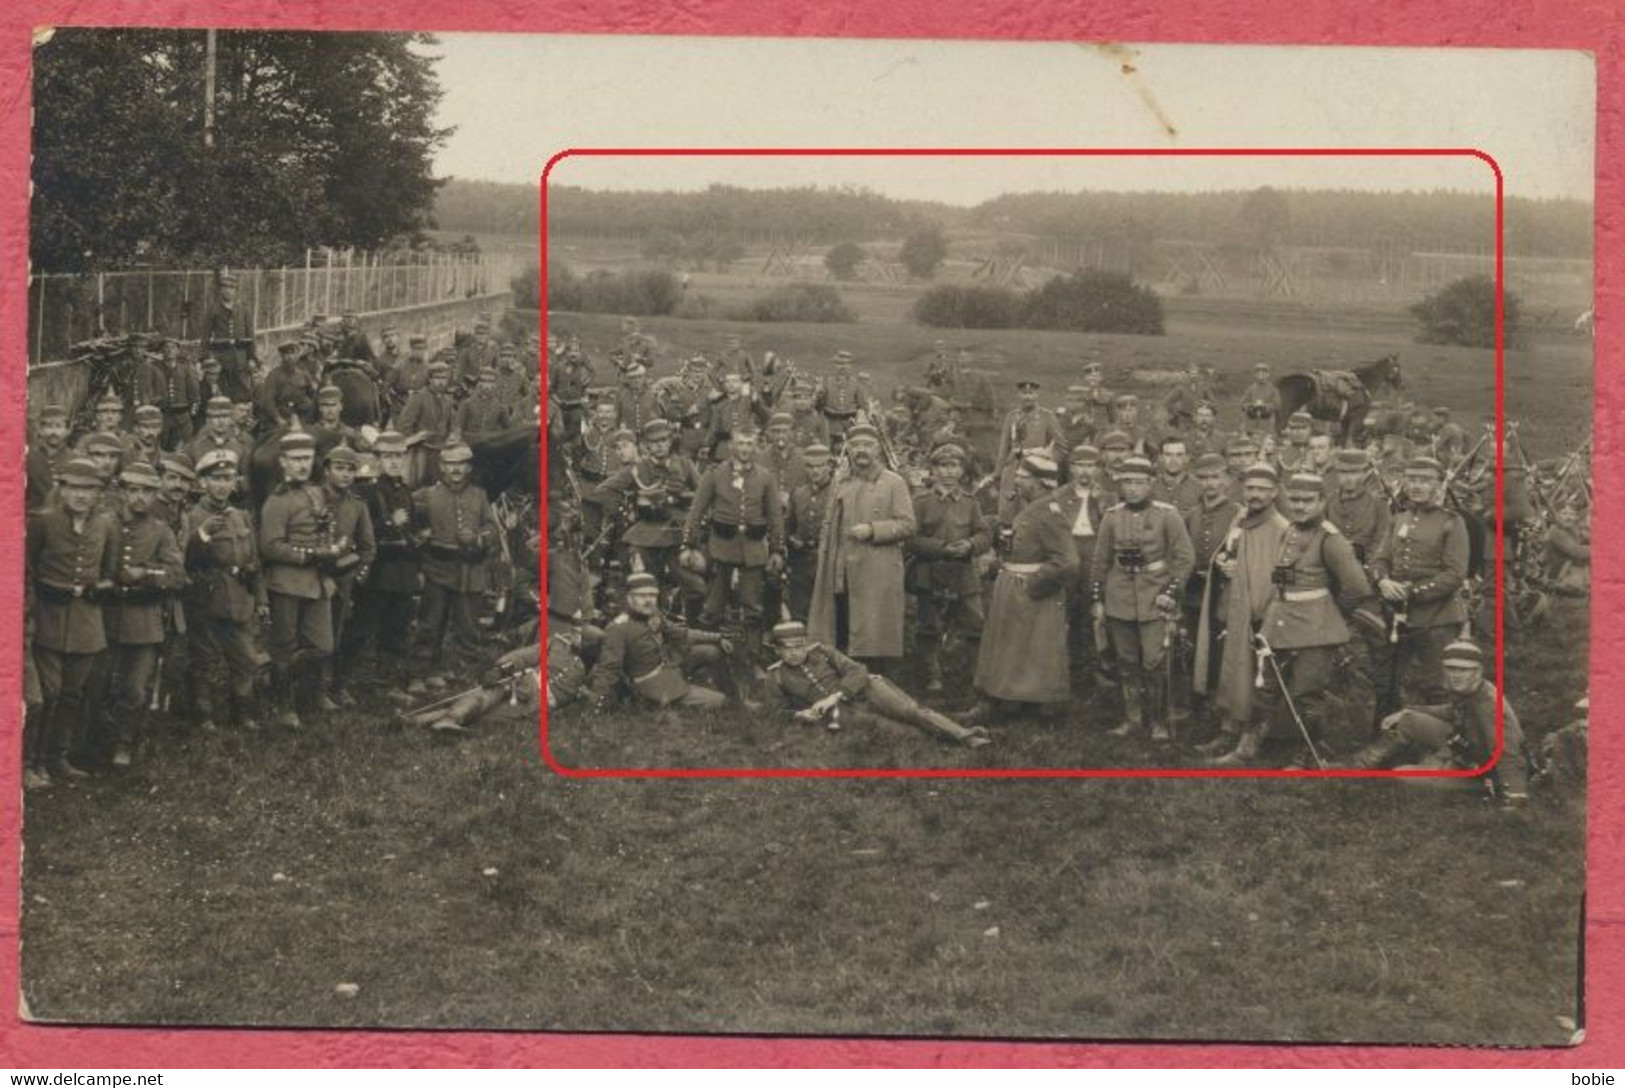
1253, 631, 1325, 770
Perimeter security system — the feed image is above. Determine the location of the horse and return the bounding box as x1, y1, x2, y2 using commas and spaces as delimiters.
468, 423, 542, 502
1276, 353, 1403, 445
322, 360, 383, 429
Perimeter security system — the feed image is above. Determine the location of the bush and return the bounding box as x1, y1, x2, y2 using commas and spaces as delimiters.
1410, 274, 1521, 349
825, 242, 867, 281
912, 271, 1164, 335
900, 224, 949, 279
511, 265, 542, 309
912, 284, 1023, 329
731, 282, 856, 324
1023, 270, 1164, 335
544, 261, 681, 316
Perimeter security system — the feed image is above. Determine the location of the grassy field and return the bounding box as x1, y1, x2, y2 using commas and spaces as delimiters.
22, 290, 1590, 1046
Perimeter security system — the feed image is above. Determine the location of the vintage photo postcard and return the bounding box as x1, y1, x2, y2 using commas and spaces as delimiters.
18, 31, 1592, 1044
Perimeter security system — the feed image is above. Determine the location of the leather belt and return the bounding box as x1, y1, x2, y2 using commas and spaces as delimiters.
1004, 562, 1043, 575
633, 665, 668, 685
1282, 588, 1330, 602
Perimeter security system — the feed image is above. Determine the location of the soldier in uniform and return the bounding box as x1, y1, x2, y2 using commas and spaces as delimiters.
385, 333, 433, 421
455, 367, 515, 439
1152, 436, 1200, 520
202, 269, 258, 404
613, 362, 665, 437
1214, 472, 1373, 767
1240, 362, 1281, 438
456, 317, 498, 390
25, 458, 117, 787
907, 443, 990, 693
1112, 395, 1158, 457
1079, 358, 1115, 424
373, 324, 404, 387
550, 343, 596, 440
258, 428, 346, 728
1369, 455, 1471, 725
966, 452, 1078, 724
310, 385, 360, 464
1056, 444, 1108, 684
187, 395, 253, 487
336, 310, 375, 364
182, 449, 268, 733
1325, 448, 1391, 565
597, 419, 704, 622
575, 397, 626, 548
412, 441, 496, 669
785, 443, 834, 621
79, 433, 128, 514
1182, 454, 1241, 728
256, 341, 319, 427
1187, 403, 1227, 459
494, 344, 535, 414
318, 445, 377, 708
1059, 385, 1098, 452
682, 427, 785, 664
353, 429, 422, 666
1223, 435, 1261, 502
103, 462, 186, 766
1276, 411, 1315, 473
397, 360, 458, 485
78, 391, 129, 450
1337, 640, 1532, 806
704, 370, 768, 463
27, 404, 73, 513
585, 573, 734, 711
766, 620, 990, 748
547, 621, 600, 713
995, 379, 1065, 523
814, 350, 866, 448
129, 405, 166, 469
1095, 430, 1135, 508
1091, 455, 1195, 742
132, 335, 201, 450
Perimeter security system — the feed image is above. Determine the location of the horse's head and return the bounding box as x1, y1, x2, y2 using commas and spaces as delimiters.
1380, 353, 1403, 390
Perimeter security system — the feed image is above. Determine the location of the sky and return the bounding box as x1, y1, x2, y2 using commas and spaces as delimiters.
424, 36, 1594, 204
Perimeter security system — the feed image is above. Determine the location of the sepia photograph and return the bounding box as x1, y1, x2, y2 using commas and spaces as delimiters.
19, 29, 1593, 1045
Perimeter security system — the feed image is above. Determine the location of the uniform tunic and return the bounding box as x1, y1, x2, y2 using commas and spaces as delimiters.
975, 492, 1078, 704
995, 406, 1065, 466
683, 461, 785, 569
414, 481, 496, 595
1092, 500, 1196, 623
600, 456, 702, 552
1260, 519, 1372, 650
1393, 681, 1531, 797
27, 508, 117, 654
1326, 487, 1392, 564
1371, 504, 1470, 629
105, 510, 186, 646
257, 365, 318, 425
587, 612, 716, 706
908, 486, 991, 599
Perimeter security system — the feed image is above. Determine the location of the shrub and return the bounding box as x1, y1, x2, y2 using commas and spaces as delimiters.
732, 282, 856, 324
1410, 274, 1521, 349
1022, 270, 1164, 335
543, 261, 681, 316
825, 242, 867, 281
899, 225, 949, 279
912, 284, 1023, 329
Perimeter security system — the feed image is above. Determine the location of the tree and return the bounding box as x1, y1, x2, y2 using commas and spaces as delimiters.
31, 28, 452, 272
1410, 274, 1521, 349
1238, 186, 1292, 249
825, 241, 867, 281
899, 224, 949, 279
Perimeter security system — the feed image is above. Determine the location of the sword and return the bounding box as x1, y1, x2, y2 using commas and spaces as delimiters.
1253, 630, 1325, 770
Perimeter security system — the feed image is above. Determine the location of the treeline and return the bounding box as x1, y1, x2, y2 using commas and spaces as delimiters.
436, 180, 1592, 258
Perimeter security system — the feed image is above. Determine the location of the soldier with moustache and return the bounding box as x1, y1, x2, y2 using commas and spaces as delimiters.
965, 452, 1078, 724
455, 367, 516, 439
614, 361, 666, 438
310, 386, 360, 464
372, 324, 404, 388
1240, 362, 1281, 439
384, 333, 433, 421
1369, 455, 1472, 726
1091, 456, 1195, 743
132, 335, 201, 450
1094, 430, 1136, 508
704, 370, 769, 463
585, 573, 736, 711
907, 443, 990, 693
188, 396, 253, 489
102, 462, 187, 767
78, 433, 129, 516
25, 458, 118, 788
1214, 472, 1374, 768
1058, 385, 1099, 452
182, 448, 268, 734
1187, 403, 1227, 459
128, 405, 166, 470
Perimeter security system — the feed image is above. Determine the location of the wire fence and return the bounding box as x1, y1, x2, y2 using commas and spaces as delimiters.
28, 249, 532, 368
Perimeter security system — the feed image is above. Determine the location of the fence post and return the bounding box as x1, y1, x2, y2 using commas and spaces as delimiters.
325, 248, 333, 316
96, 273, 106, 337
147, 271, 155, 331
304, 249, 313, 326
182, 271, 191, 341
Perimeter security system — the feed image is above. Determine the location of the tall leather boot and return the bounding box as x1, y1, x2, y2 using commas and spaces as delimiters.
1208, 724, 1263, 768
271, 667, 303, 730
42, 697, 90, 781
921, 645, 944, 694
233, 688, 261, 732
1145, 673, 1170, 744
1329, 729, 1410, 770
1108, 681, 1143, 737
112, 702, 144, 767
1195, 718, 1240, 755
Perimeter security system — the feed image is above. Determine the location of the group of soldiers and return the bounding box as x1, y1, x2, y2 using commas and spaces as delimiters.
549, 332, 1591, 804
24, 301, 541, 791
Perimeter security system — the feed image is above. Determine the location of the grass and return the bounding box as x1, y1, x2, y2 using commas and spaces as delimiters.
21, 291, 1589, 1045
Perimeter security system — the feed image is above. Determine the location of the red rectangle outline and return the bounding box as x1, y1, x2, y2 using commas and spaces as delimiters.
536, 146, 1506, 781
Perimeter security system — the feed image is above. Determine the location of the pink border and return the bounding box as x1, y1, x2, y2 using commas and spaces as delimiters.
0, 4, 1613, 1067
